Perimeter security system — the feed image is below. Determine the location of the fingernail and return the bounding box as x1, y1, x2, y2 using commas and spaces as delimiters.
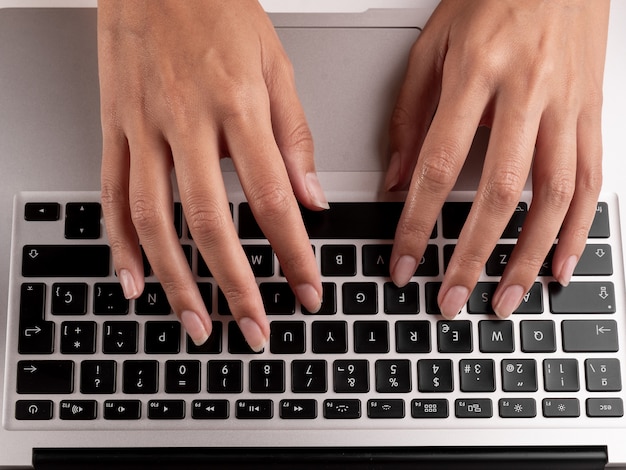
296, 283, 322, 313
181, 310, 210, 347
392, 255, 417, 287
384, 152, 401, 191
559, 255, 578, 287
493, 285, 525, 318
239, 317, 268, 353
305, 172, 330, 210
119, 269, 139, 299
439, 285, 469, 319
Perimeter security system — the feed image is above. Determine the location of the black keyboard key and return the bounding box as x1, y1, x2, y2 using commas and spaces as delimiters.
425, 282, 442, 315
24, 202, 60, 221
363, 245, 438, 277
573, 244, 613, 275
241, 202, 426, 240
60, 400, 97, 420
544, 359, 579, 392
197, 282, 212, 313
174, 202, 184, 238
243, 245, 274, 277
589, 202, 610, 238
455, 399, 493, 418
442, 202, 471, 239
353, 321, 389, 353
375, 360, 411, 393
437, 320, 472, 353
136, 283, 171, 315
302, 283, 336, 315
323, 399, 361, 419
80, 360, 117, 394
270, 321, 306, 354
499, 398, 536, 418
208, 360, 243, 393
94, 283, 129, 315
395, 321, 431, 353
418, 359, 453, 393
192, 400, 229, 419
291, 360, 327, 393
459, 359, 495, 392
186, 322, 222, 354
145, 321, 181, 354
368, 399, 405, 419
18, 321, 55, 355
20, 283, 46, 323
520, 320, 556, 353
502, 203, 528, 238
52, 283, 87, 315
586, 398, 623, 418
123, 360, 159, 394
17, 360, 74, 394
236, 400, 273, 419
411, 399, 449, 419
467, 283, 497, 314
501, 359, 538, 392
104, 400, 141, 420
333, 360, 369, 393
342, 282, 378, 314
562, 320, 619, 352
228, 321, 261, 354
65, 203, 101, 239
260, 283, 295, 314
514, 283, 544, 314
549, 282, 616, 314
543, 398, 580, 418
585, 359, 622, 392
321, 245, 356, 276
312, 321, 347, 354
15, 400, 53, 420
280, 399, 317, 419
384, 282, 419, 314
22, 245, 110, 277
103, 321, 138, 354
60, 321, 96, 354
486, 245, 513, 276
479, 320, 514, 353
249, 360, 285, 393
165, 360, 201, 393
148, 400, 186, 420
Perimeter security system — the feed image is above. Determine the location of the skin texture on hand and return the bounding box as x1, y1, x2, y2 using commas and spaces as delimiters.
97, 0, 328, 350
387, 0, 610, 319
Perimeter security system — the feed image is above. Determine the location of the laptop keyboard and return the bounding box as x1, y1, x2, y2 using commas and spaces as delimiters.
4, 191, 625, 429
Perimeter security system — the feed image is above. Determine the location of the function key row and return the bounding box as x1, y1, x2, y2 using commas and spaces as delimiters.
15, 397, 625, 421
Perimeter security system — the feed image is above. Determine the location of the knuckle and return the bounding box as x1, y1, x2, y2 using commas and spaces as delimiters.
248, 181, 293, 224
130, 194, 167, 236
451, 250, 486, 274
482, 168, 526, 213
540, 170, 576, 209
415, 144, 461, 193
100, 178, 127, 214
281, 118, 314, 156
221, 283, 261, 317
185, 198, 230, 247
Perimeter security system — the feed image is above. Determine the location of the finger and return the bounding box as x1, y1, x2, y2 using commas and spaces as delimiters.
128, 135, 212, 346
100, 129, 144, 300
551, 107, 603, 286
170, 127, 270, 353
386, 30, 443, 192
266, 54, 328, 211
443, 95, 540, 320
492, 109, 577, 318
225, 82, 323, 314
390, 69, 489, 289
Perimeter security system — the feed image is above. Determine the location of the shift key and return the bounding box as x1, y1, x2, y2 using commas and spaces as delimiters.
22, 245, 110, 277
17, 360, 74, 394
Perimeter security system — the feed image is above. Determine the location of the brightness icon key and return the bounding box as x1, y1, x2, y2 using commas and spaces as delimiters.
499, 398, 536, 418
542, 398, 580, 418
